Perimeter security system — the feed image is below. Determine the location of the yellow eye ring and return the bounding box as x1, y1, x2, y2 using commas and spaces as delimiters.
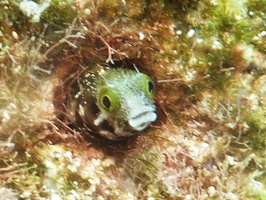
102, 95, 111, 109
99, 87, 121, 113
139, 74, 155, 97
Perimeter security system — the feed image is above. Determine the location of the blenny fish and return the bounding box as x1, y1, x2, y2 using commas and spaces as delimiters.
66, 66, 157, 140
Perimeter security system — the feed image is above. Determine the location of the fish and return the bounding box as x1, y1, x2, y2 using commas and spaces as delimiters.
66, 65, 157, 140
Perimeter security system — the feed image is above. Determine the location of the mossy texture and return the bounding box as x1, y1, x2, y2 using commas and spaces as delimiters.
0, 0, 266, 199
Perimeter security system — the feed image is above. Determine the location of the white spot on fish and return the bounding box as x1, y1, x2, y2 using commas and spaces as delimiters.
78, 104, 85, 116
94, 112, 108, 126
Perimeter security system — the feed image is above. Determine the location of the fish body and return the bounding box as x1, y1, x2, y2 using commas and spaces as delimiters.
67, 66, 157, 140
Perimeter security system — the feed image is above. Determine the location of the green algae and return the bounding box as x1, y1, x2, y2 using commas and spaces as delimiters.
41, 0, 77, 30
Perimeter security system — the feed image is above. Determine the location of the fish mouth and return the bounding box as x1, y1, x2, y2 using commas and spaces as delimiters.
128, 111, 157, 131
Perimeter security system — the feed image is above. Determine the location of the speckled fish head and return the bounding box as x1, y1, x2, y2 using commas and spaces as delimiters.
94, 68, 157, 138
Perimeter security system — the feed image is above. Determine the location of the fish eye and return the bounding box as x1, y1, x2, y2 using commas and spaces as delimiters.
140, 74, 155, 97
99, 87, 121, 113
102, 96, 111, 109
148, 80, 155, 95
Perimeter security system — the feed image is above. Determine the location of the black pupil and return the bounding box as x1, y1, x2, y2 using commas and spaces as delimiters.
103, 96, 111, 108
148, 81, 154, 93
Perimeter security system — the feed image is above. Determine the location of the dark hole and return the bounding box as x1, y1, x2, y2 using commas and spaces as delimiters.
103, 96, 111, 108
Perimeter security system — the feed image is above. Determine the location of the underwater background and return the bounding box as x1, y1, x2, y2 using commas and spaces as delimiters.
0, 0, 265, 199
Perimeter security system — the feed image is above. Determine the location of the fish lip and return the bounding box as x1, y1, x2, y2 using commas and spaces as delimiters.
131, 111, 152, 120
128, 111, 157, 131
